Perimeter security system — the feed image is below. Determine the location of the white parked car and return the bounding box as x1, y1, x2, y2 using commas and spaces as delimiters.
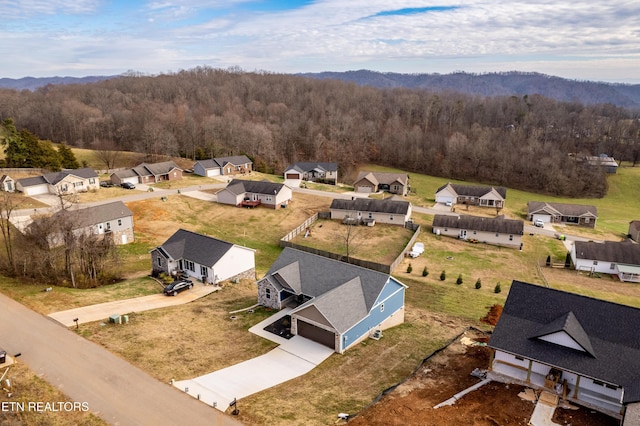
533, 219, 545, 228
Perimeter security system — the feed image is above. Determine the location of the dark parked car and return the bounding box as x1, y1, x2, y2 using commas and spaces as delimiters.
163, 279, 193, 296
121, 182, 136, 190
100, 180, 115, 188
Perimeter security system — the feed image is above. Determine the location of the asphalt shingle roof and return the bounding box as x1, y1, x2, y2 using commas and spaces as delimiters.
157, 229, 234, 268
528, 201, 597, 218
52, 201, 132, 229
225, 179, 285, 196
330, 198, 410, 215
489, 280, 640, 403
355, 171, 408, 186
574, 240, 640, 265
288, 162, 338, 172
432, 214, 523, 234
436, 183, 507, 199
17, 168, 98, 187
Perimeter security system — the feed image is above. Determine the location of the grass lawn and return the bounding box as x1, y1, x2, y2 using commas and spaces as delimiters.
291, 218, 414, 264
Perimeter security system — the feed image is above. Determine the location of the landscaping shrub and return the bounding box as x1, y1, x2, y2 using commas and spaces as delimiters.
494, 282, 502, 293
475, 278, 482, 289
422, 266, 428, 277
456, 274, 463, 285
440, 270, 446, 281
407, 263, 413, 274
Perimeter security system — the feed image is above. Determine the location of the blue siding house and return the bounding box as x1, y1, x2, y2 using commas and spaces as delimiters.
256, 248, 407, 353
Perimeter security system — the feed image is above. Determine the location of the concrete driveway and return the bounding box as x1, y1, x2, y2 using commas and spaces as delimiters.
49, 282, 219, 327
174, 308, 334, 411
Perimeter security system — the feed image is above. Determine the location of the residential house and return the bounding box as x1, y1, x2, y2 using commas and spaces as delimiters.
353, 171, 409, 196
284, 162, 338, 184
329, 198, 412, 225
432, 214, 523, 248
256, 247, 407, 353
151, 229, 255, 284
527, 201, 598, 228
15, 168, 99, 196
570, 240, 640, 283
193, 155, 253, 177
435, 183, 507, 208
0, 175, 15, 192
489, 280, 640, 422
584, 155, 619, 174
628, 221, 640, 242
216, 179, 292, 209
49, 201, 134, 245
110, 161, 182, 185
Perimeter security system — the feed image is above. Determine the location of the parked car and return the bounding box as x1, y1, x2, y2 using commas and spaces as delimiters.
121, 182, 136, 190
533, 219, 545, 228
163, 279, 193, 296
100, 180, 114, 188
445, 200, 453, 207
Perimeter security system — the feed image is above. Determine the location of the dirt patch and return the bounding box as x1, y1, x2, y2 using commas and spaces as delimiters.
347, 331, 618, 426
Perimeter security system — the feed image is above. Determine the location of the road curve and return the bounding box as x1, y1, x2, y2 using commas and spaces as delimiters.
0, 292, 242, 426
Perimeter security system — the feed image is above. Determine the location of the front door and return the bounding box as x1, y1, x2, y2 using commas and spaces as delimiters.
460, 229, 467, 239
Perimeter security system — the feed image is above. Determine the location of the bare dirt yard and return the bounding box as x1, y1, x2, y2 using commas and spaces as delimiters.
347, 331, 619, 426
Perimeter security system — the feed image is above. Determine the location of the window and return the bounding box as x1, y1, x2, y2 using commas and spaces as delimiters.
118, 219, 122, 226
389, 216, 393, 221
156, 257, 162, 267
200, 266, 207, 276
106, 222, 111, 231
585, 218, 590, 224
266, 195, 272, 201
473, 231, 477, 235
265, 288, 271, 299
496, 233, 499, 237
605, 384, 618, 390
593, 260, 598, 265
61, 184, 68, 192
610, 263, 616, 270
368, 212, 373, 219
74, 181, 84, 188
89, 178, 95, 184
509, 235, 513, 241
380, 303, 384, 312
184, 260, 195, 272
593, 380, 605, 387
515, 356, 525, 361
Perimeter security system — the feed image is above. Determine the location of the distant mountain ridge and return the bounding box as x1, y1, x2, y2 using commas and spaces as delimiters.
2, 70, 640, 108
298, 70, 640, 108
0, 75, 115, 91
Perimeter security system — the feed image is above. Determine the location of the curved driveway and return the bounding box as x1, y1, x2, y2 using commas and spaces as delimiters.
0, 292, 241, 426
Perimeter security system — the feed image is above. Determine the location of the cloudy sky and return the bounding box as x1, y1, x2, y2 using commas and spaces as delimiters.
2, 0, 639, 83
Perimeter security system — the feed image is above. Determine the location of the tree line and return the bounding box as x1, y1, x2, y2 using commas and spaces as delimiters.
1, 66, 639, 197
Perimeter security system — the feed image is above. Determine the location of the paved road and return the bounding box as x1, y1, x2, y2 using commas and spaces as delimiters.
0, 292, 241, 426
49, 282, 220, 327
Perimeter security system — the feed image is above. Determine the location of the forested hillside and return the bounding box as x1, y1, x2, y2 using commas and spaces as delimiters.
1, 66, 639, 197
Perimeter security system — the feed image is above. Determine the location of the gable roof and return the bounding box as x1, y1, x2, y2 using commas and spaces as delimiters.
330, 198, 411, 215
354, 171, 408, 186
17, 168, 98, 188
489, 280, 640, 403
133, 161, 181, 177
574, 240, 640, 265
224, 179, 286, 196
432, 214, 523, 234
197, 155, 253, 170
436, 183, 507, 200
156, 229, 235, 268
264, 248, 405, 333
52, 201, 132, 229
528, 201, 598, 218
286, 162, 338, 173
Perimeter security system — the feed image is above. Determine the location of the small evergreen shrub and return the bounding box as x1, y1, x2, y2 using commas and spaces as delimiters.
407, 263, 413, 273
456, 274, 463, 285
475, 278, 482, 289
422, 266, 428, 277
440, 270, 446, 281
494, 282, 502, 293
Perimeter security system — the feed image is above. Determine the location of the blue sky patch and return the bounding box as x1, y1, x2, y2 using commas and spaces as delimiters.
373, 6, 460, 17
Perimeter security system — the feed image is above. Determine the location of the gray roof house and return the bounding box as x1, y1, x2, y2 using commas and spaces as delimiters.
110, 161, 182, 185
257, 248, 407, 353
151, 229, 255, 284
15, 168, 99, 196
284, 162, 338, 184
527, 201, 598, 228
50, 201, 134, 245
329, 198, 412, 225
432, 214, 524, 248
570, 240, 640, 283
489, 280, 640, 421
216, 179, 293, 209
353, 172, 409, 196
0, 175, 15, 192
193, 155, 253, 177
435, 183, 507, 208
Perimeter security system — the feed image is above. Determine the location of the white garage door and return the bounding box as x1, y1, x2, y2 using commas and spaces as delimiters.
532, 214, 551, 223
24, 185, 49, 196
207, 169, 221, 177
436, 195, 455, 204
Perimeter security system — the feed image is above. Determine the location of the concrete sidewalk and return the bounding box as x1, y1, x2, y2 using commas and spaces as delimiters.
174, 308, 334, 411
49, 283, 219, 326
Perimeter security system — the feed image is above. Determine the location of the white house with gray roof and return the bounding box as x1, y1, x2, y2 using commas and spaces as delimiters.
151, 229, 255, 284
16, 167, 99, 196
329, 198, 412, 225
53, 201, 134, 245
432, 214, 524, 248
256, 248, 407, 353
216, 179, 292, 209
570, 240, 640, 283
193, 155, 253, 177
489, 281, 640, 423
528, 201, 598, 228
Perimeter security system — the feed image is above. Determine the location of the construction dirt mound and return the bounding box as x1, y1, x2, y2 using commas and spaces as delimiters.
346, 331, 619, 426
